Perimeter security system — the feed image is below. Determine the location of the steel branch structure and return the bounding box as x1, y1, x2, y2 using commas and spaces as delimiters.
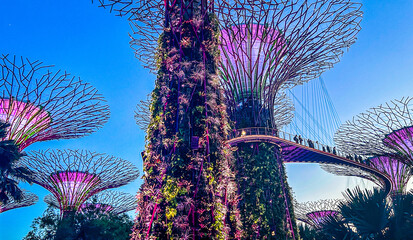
295, 199, 340, 228
104, 0, 362, 75
0, 54, 110, 151
0, 191, 38, 213
93, 0, 134, 16
216, 0, 362, 128
101, 0, 362, 129
335, 97, 413, 160
135, 94, 152, 130
331, 97, 413, 193
320, 163, 383, 187
45, 190, 137, 215
366, 155, 412, 193
215, 2, 361, 237
20, 149, 139, 214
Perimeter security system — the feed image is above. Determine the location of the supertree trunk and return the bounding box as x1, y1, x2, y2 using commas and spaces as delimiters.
131, 1, 241, 239
234, 141, 298, 239
232, 100, 298, 239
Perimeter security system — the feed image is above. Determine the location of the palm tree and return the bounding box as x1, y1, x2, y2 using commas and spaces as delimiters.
318, 187, 413, 240
340, 187, 390, 239
298, 223, 330, 240
0, 121, 33, 204
387, 191, 413, 239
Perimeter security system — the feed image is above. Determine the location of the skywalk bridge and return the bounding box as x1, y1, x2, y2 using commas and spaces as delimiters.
227, 127, 392, 195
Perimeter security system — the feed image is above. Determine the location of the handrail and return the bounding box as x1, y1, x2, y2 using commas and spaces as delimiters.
227, 127, 393, 195
229, 127, 349, 159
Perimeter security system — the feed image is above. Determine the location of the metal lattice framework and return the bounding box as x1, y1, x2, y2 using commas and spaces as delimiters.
0, 54, 110, 151
320, 160, 397, 195
217, 0, 361, 128
45, 190, 137, 214
295, 199, 340, 228
367, 155, 412, 193
330, 97, 413, 193
135, 94, 152, 131
98, 0, 362, 129
0, 191, 38, 213
335, 97, 413, 161
320, 163, 383, 187
273, 91, 295, 128
20, 149, 139, 213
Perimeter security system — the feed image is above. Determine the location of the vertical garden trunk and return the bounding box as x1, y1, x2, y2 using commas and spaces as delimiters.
231, 102, 298, 239
234, 142, 298, 239
132, 1, 241, 239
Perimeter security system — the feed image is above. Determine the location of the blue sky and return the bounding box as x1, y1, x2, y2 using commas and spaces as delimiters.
1, 1, 413, 239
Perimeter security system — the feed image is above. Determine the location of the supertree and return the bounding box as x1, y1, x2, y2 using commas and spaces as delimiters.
217, 2, 361, 238
0, 191, 38, 213
96, 1, 363, 239
295, 199, 340, 228
0, 54, 110, 151
95, 0, 362, 239
320, 163, 390, 190
335, 97, 413, 160
20, 149, 139, 215
334, 97, 413, 193
45, 190, 137, 215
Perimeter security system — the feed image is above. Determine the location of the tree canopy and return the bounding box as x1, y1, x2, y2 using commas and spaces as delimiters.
24, 203, 134, 240
300, 187, 413, 240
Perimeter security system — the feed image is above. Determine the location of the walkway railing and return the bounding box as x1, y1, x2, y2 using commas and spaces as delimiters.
228, 127, 393, 196
229, 127, 351, 159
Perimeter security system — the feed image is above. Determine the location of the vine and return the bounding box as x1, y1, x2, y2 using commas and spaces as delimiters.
132, 1, 241, 239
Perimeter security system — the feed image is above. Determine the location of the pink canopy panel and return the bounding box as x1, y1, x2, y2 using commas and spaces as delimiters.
0, 98, 51, 149
368, 155, 411, 193
219, 24, 287, 102
1, 55, 110, 151
49, 171, 101, 211
306, 210, 338, 228
383, 126, 413, 160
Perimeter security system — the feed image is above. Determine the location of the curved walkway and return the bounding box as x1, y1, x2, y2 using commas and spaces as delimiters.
227, 127, 392, 195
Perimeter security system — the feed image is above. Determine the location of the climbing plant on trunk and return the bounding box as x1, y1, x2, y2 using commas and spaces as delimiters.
234, 141, 298, 239
132, 1, 241, 239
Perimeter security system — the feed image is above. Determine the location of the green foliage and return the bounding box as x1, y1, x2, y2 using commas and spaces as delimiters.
388, 192, 413, 239
318, 188, 413, 240
24, 205, 134, 240
234, 142, 298, 239
340, 187, 390, 238
318, 215, 358, 240
298, 223, 329, 240
0, 121, 33, 204
133, 4, 241, 239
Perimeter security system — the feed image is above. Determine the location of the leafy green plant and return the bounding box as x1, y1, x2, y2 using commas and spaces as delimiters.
317, 187, 413, 240
24, 204, 134, 240
0, 121, 33, 204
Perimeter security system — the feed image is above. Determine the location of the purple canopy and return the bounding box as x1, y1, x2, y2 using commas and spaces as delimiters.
383, 126, 413, 159
368, 155, 411, 193
306, 210, 338, 228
